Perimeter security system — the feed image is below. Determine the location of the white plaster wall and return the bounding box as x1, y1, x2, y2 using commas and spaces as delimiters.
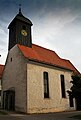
27, 62, 76, 113
2, 45, 27, 112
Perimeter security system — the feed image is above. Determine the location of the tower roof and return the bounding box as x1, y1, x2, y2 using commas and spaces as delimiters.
8, 11, 33, 29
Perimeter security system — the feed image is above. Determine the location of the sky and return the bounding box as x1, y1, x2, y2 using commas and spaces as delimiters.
0, 0, 81, 73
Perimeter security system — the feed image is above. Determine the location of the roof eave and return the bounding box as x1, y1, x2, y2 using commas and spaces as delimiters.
25, 57, 73, 72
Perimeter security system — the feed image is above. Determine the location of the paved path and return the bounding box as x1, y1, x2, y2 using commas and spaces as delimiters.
0, 111, 81, 120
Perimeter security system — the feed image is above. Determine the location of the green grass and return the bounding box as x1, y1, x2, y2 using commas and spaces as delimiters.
70, 114, 81, 119
0, 111, 8, 115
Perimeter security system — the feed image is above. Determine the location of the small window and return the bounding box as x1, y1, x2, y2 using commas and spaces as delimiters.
60, 75, 66, 98
10, 58, 12, 62
43, 72, 49, 98
22, 25, 26, 30
0, 90, 1, 96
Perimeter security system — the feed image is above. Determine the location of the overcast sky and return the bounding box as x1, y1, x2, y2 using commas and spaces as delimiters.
0, 0, 81, 73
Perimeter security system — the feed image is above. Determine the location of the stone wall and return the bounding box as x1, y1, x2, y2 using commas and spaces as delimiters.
2, 45, 27, 112
27, 62, 76, 113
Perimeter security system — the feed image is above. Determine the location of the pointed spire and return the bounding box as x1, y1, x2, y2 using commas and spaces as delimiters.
19, 4, 22, 15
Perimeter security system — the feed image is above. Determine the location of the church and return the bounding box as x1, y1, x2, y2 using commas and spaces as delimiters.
2, 8, 80, 113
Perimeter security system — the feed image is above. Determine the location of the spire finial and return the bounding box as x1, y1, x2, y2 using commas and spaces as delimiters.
19, 4, 22, 14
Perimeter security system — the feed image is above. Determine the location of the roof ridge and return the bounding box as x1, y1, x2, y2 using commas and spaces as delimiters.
17, 43, 60, 57
61, 58, 69, 61
67, 60, 81, 75
61, 59, 81, 75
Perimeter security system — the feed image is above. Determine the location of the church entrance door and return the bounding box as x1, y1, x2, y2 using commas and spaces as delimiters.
3, 90, 15, 111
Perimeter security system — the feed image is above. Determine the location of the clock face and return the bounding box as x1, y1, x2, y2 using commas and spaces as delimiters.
21, 29, 27, 36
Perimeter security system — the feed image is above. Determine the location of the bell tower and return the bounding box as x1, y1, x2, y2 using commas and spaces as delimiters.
8, 5, 33, 50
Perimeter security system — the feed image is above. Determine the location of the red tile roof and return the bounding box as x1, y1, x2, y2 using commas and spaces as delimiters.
0, 64, 4, 79
18, 44, 80, 75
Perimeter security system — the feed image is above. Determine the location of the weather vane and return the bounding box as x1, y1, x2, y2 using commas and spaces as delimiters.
19, 3, 22, 14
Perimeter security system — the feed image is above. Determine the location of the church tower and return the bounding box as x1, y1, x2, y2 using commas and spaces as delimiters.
8, 5, 33, 50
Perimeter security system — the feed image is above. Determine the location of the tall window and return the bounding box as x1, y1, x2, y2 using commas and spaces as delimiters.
43, 72, 49, 98
60, 75, 66, 98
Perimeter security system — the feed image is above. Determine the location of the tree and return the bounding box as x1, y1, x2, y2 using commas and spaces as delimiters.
67, 74, 81, 110
71, 75, 81, 98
